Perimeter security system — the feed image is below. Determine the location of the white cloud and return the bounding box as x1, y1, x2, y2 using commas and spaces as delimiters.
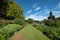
52, 11, 60, 14
26, 7, 60, 21
26, 10, 60, 21
26, 14, 47, 21
26, 12, 47, 21
42, 8, 50, 14
27, 10, 32, 13
52, 11, 60, 17
33, 2, 40, 8
33, 2, 41, 11
42, 8, 60, 14
48, 10, 60, 17
44, 9, 60, 17
55, 15, 60, 17
58, 3, 60, 7
57, 3, 60, 8
53, 13, 60, 17
35, 7, 41, 11
33, 3, 37, 8
26, 8, 49, 21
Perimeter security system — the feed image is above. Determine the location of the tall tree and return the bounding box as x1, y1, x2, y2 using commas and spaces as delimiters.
7, 1, 24, 20
0, 0, 24, 20
48, 11, 55, 20
0, 0, 10, 18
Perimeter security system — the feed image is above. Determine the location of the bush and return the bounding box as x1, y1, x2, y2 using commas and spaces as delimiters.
45, 19, 55, 27
12, 19, 24, 25
0, 24, 23, 40
35, 25, 60, 40
0, 35, 5, 40
26, 18, 33, 24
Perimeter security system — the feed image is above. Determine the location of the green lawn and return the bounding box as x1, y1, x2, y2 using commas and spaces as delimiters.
10, 25, 50, 40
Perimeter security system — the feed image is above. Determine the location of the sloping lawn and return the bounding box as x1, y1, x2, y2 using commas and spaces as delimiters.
10, 25, 50, 40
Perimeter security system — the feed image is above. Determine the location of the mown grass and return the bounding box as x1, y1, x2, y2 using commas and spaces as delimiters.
10, 25, 50, 40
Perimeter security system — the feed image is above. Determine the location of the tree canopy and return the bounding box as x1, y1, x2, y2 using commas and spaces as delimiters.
48, 11, 55, 20
0, 0, 24, 20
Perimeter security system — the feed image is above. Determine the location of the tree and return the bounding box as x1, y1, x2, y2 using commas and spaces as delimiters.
0, 0, 25, 26
0, 0, 24, 20
7, 1, 25, 20
48, 11, 55, 20
45, 19, 55, 26
27, 18, 33, 24
0, 0, 11, 19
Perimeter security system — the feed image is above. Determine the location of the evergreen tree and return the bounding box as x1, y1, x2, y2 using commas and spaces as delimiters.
48, 11, 55, 20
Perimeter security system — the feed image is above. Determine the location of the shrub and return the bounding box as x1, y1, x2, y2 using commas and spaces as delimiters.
0, 35, 5, 40
35, 25, 60, 40
26, 18, 33, 24
12, 19, 24, 25
0, 24, 23, 40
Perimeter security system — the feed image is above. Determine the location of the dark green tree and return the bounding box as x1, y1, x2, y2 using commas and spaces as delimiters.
0, 0, 10, 19
7, 1, 25, 20
0, 0, 25, 26
0, 0, 24, 20
48, 11, 55, 20
27, 18, 33, 24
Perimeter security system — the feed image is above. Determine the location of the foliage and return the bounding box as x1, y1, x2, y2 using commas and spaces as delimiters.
41, 11, 60, 40
0, 0, 24, 20
35, 24, 60, 40
12, 19, 24, 25
26, 18, 33, 24
48, 11, 55, 20
7, 1, 25, 20
0, 0, 9, 18
44, 11, 60, 28
45, 19, 55, 27
44, 19, 60, 28
0, 34, 5, 40
0, 0, 25, 27
0, 24, 23, 40
0, 0, 13, 19
10, 25, 50, 40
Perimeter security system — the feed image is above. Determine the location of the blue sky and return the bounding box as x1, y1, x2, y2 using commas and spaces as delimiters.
15, 0, 60, 21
